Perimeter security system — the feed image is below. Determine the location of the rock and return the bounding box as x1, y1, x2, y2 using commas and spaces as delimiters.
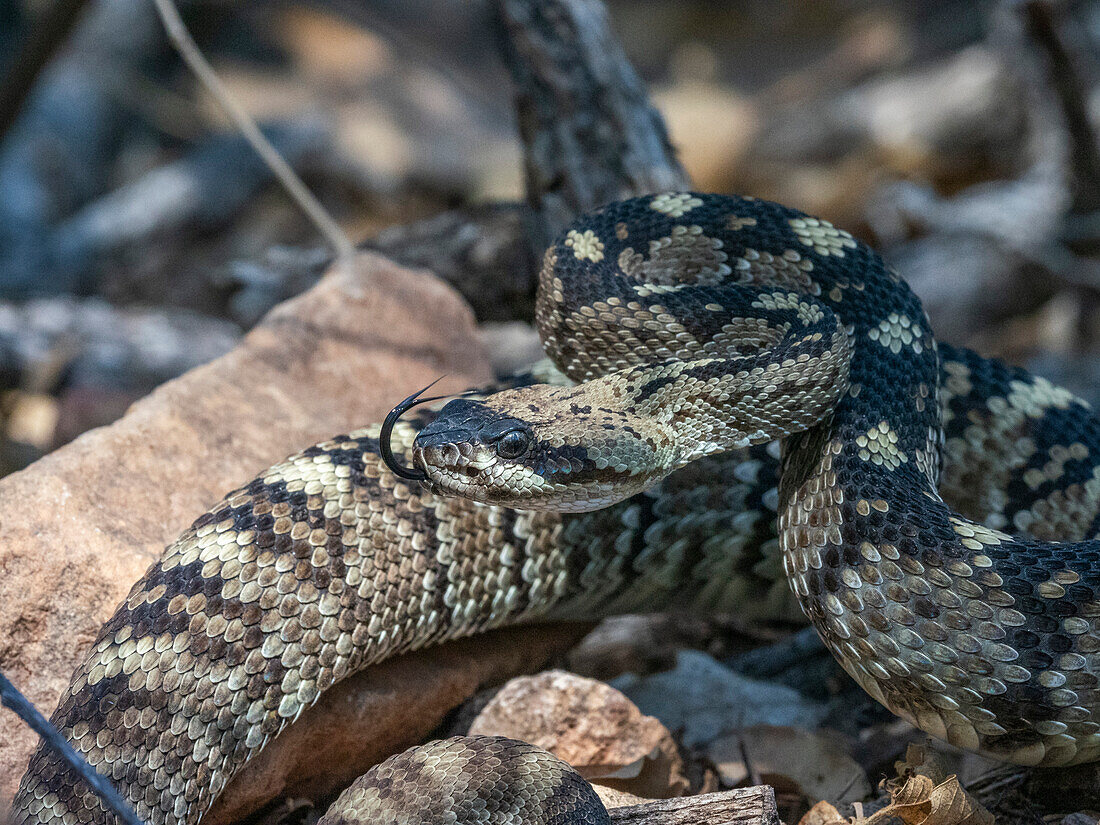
566, 615, 681, 681
613, 650, 829, 748
0, 253, 506, 809
478, 321, 546, 376
469, 670, 689, 800
707, 726, 872, 805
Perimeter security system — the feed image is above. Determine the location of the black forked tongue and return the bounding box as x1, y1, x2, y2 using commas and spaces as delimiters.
380, 378, 457, 481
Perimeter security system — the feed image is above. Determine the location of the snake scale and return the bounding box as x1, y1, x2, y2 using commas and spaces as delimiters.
12, 193, 1100, 825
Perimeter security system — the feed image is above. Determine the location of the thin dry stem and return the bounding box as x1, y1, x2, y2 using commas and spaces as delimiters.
150, 0, 356, 266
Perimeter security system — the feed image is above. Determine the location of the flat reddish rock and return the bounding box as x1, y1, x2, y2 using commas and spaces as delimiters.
470, 670, 689, 800
0, 254, 517, 811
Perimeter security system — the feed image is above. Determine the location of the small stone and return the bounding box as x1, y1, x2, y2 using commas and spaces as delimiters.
470, 670, 689, 800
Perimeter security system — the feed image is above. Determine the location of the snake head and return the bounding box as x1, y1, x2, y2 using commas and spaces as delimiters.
404, 384, 673, 512
414, 397, 534, 474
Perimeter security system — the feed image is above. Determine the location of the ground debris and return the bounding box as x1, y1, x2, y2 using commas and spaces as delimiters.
797, 763, 994, 825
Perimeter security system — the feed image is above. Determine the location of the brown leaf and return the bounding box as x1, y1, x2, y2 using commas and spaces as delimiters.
798, 800, 847, 825
863, 776, 933, 825
862, 773, 993, 825
892, 775, 935, 807
924, 776, 995, 825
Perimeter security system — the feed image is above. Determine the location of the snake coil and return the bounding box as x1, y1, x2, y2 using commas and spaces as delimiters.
12, 194, 1100, 825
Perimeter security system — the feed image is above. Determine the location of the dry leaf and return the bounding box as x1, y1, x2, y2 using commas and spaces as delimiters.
798, 800, 847, 825
864, 775, 933, 825
862, 774, 993, 825
892, 775, 935, 807
925, 776, 994, 825
797, 751, 994, 825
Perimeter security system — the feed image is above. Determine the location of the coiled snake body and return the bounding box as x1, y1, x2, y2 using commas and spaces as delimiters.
13, 194, 1100, 824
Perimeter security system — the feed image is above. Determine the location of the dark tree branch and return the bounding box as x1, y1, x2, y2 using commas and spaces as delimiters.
609, 787, 780, 825
495, 0, 690, 246
1020, 0, 1100, 219
0, 0, 92, 143
367, 204, 541, 322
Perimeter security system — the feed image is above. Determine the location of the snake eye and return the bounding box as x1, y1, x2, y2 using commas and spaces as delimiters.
495, 429, 530, 459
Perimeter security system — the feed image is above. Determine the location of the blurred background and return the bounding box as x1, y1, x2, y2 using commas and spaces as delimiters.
0, 0, 1098, 478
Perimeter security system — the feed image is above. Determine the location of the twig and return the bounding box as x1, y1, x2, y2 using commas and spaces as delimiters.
0, 0, 92, 142
149, 0, 356, 266
0, 669, 146, 825
737, 731, 764, 789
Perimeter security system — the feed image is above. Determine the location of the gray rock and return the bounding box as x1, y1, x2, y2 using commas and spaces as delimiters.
612, 650, 829, 748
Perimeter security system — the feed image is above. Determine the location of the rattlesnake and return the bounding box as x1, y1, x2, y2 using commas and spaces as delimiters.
12, 193, 1100, 825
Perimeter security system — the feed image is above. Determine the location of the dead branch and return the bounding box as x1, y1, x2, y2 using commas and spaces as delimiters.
0, 0, 92, 142
367, 204, 539, 322
1020, 0, 1100, 220
496, 0, 690, 245
56, 123, 331, 271
225, 205, 537, 327
0, 296, 239, 394
609, 786, 780, 825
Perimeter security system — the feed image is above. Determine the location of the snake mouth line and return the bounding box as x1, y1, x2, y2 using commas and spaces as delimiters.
414, 446, 487, 479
